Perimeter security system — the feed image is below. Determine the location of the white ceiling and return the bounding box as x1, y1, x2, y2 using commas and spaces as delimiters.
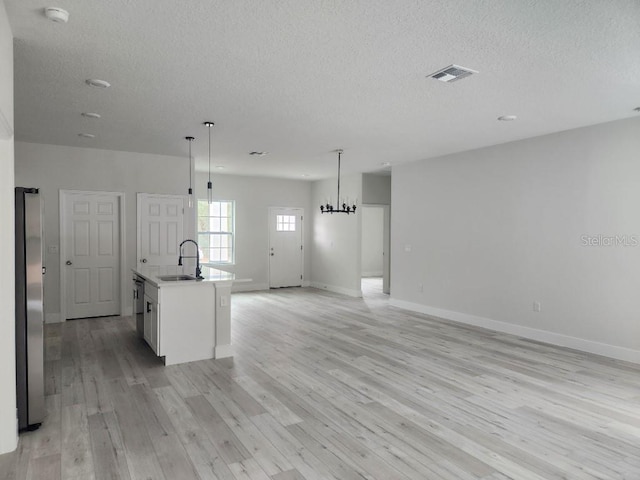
5, 0, 640, 179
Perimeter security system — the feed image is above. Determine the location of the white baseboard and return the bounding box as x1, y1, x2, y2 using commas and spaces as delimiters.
45, 313, 62, 324
389, 298, 640, 365
215, 344, 233, 359
362, 271, 383, 278
310, 282, 362, 298
232, 282, 314, 292
232, 283, 269, 293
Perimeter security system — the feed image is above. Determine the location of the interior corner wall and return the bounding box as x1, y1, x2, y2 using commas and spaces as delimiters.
311, 174, 363, 296
14, 142, 191, 320
390, 116, 640, 363
193, 172, 312, 291
0, 0, 18, 454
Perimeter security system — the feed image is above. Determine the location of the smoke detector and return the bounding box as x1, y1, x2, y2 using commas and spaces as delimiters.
44, 7, 69, 23
428, 64, 478, 83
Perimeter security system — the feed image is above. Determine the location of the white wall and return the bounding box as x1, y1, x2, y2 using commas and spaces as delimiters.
194, 172, 312, 291
0, 0, 17, 454
391, 117, 640, 362
311, 174, 363, 296
362, 173, 391, 205
15, 142, 192, 320
361, 206, 384, 277
0, 0, 12, 140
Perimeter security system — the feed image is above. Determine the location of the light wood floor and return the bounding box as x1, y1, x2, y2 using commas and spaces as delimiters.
2, 280, 640, 479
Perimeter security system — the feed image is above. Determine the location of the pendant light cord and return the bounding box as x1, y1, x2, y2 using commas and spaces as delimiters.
188, 139, 193, 190
208, 126, 211, 183
337, 150, 341, 206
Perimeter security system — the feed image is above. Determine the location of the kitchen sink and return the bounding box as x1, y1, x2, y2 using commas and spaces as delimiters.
157, 274, 197, 281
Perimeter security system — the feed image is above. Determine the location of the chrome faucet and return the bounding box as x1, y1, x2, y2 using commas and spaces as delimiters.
178, 239, 203, 279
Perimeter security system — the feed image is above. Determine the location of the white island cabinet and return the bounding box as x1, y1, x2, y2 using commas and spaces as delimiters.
132, 265, 235, 365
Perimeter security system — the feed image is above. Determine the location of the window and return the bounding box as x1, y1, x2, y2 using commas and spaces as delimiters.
276, 214, 296, 232
197, 200, 234, 264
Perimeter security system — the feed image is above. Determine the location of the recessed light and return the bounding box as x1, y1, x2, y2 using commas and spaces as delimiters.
85, 79, 110, 88
381, 162, 391, 167
215, 166, 225, 170
81, 112, 101, 119
44, 7, 69, 23
249, 151, 268, 156
302, 174, 310, 177
498, 115, 517, 121
78, 133, 95, 138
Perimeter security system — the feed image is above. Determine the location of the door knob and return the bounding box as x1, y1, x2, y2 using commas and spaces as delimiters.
141, 258, 148, 263
66, 260, 72, 265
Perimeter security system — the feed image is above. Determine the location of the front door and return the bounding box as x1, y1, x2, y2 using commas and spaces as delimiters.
269, 208, 303, 288
137, 194, 185, 266
62, 191, 121, 319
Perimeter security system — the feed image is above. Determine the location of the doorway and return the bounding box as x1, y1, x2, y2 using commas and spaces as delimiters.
361, 204, 390, 295
268, 207, 304, 288
60, 190, 124, 320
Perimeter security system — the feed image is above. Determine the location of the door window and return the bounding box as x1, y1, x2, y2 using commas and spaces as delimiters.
276, 215, 296, 232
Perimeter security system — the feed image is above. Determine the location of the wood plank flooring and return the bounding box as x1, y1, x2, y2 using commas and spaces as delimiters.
2, 279, 640, 479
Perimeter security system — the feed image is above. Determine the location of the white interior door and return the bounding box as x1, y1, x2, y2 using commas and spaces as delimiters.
63, 191, 121, 319
137, 194, 185, 266
269, 208, 303, 288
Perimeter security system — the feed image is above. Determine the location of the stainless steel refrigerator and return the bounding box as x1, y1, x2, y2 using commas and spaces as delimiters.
15, 187, 45, 431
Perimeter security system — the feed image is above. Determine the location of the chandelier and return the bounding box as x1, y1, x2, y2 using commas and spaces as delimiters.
320, 149, 357, 215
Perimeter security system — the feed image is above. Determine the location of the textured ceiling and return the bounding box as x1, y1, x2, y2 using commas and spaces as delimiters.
5, 0, 640, 179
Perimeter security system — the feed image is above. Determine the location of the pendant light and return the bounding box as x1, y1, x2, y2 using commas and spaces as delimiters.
185, 136, 195, 208
203, 121, 215, 204
320, 149, 357, 215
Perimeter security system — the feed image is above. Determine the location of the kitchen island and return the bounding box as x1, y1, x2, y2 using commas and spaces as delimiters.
132, 265, 234, 365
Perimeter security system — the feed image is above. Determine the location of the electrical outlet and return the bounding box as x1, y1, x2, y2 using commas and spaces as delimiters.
533, 301, 541, 312
220, 295, 228, 307
48, 245, 59, 254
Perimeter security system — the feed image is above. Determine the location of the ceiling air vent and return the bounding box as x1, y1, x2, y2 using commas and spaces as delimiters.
428, 64, 478, 83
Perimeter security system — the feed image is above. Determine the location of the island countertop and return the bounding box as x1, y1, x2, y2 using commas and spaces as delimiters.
132, 264, 234, 287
